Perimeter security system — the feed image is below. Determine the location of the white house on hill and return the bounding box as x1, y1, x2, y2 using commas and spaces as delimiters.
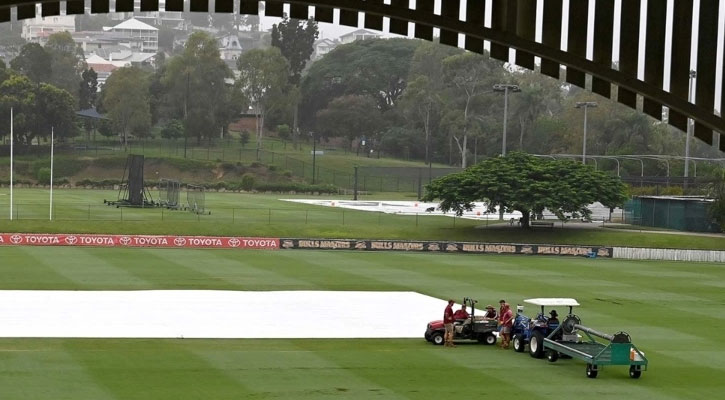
107, 18, 158, 53
338, 29, 383, 44
21, 4, 75, 45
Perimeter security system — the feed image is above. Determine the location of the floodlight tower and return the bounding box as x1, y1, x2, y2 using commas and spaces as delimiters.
493, 84, 521, 156
575, 102, 598, 165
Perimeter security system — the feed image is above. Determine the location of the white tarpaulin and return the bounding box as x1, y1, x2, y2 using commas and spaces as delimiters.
0, 290, 477, 339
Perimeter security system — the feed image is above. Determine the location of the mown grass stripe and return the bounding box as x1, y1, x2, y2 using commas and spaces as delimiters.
0, 341, 115, 400
64, 339, 254, 400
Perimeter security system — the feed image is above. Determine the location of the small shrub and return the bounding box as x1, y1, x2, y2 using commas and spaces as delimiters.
241, 173, 256, 191
36, 167, 51, 184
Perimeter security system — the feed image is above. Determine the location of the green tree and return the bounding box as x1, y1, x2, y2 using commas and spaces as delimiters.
300, 39, 419, 129
0, 59, 8, 84
399, 75, 440, 165
78, 68, 98, 110
236, 47, 290, 149
100, 66, 151, 148
0, 71, 76, 144
45, 32, 87, 98
36, 83, 78, 140
160, 119, 185, 139
163, 32, 236, 146
0, 72, 36, 144
271, 16, 319, 145
708, 169, 725, 231
509, 69, 564, 152
423, 152, 628, 228
315, 95, 381, 151
10, 43, 51, 83
441, 51, 504, 168
271, 16, 319, 85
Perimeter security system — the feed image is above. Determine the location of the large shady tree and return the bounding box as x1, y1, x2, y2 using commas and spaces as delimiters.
422, 152, 628, 227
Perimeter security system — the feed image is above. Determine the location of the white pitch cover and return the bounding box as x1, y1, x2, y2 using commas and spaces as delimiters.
0, 290, 479, 339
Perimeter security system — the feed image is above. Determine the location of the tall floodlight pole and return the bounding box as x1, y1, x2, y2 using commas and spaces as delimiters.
684, 70, 696, 185
10, 107, 13, 221
575, 102, 598, 164
310, 131, 317, 185
493, 84, 520, 156
50, 127, 54, 221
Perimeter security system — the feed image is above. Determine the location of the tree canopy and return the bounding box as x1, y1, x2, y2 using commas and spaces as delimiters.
422, 152, 628, 227
271, 16, 319, 85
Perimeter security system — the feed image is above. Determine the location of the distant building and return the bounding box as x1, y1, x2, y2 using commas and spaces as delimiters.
21, 4, 75, 45
312, 38, 338, 60
72, 31, 146, 54
218, 33, 243, 62
338, 29, 383, 44
109, 0, 185, 29
107, 18, 158, 53
85, 47, 156, 87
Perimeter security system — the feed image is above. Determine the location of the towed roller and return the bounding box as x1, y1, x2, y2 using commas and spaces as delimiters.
543, 315, 647, 379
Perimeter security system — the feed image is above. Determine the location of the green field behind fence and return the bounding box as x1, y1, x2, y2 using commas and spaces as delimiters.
1, 138, 462, 192
0, 248, 723, 399
1, 188, 724, 249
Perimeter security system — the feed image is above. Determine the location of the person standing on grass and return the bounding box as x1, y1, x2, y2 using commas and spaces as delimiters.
498, 303, 514, 349
443, 299, 456, 347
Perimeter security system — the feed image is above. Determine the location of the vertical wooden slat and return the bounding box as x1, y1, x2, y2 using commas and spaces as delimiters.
315, 6, 333, 23
141, 0, 159, 12
42, 2, 61, 17
566, 0, 588, 87
515, 0, 536, 70
265, 0, 283, 17
190, 0, 209, 12
17, 4, 35, 20
592, 0, 614, 98
490, 0, 512, 61
166, 0, 184, 11
414, 0, 434, 40
91, 0, 110, 14
116, 0, 134, 12
541, 0, 563, 78
694, 0, 719, 144
439, 0, 459, 47
668, 0, 693, 132
618, 0, 640, 108
643, 0, 666, 120
364, 0, 384, 31
340, 9, 358, 27
215, 0, 234, 13
290, 4, 308, 20
239, 0, 258, 15
389, 0, 409, 36
465, 0, 485, 53
66, 0, 85, 14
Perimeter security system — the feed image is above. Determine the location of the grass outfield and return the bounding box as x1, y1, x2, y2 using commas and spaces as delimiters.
1, 188, 724, 249
1, 247, 723, 399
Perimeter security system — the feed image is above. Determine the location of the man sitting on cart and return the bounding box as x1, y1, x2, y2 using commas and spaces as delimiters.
453, 305, 471, 333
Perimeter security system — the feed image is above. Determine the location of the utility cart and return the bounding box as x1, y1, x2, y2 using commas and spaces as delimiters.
425, 297, 498, 345
512, 298, 580, 358
543, 314, 648, 379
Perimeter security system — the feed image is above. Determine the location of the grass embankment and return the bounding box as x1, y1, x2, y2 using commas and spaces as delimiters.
0, 248, 722, 399
0, 137, 441, 189
1, 188, 723, 249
